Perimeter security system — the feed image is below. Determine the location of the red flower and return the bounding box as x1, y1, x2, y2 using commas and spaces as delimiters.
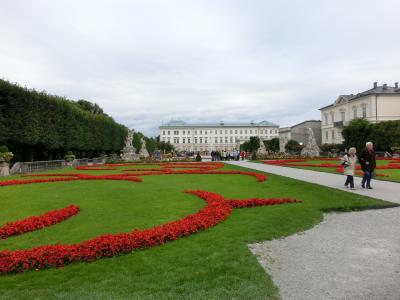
0, 205, 80, 239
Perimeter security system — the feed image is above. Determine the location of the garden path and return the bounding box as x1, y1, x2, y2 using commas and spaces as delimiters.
226, 160, 400, 300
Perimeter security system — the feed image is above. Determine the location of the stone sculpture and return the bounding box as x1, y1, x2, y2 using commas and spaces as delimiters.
121, 129, 139, 161
300, 127, 320, 158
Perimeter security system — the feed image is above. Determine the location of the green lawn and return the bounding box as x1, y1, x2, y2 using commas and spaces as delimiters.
0, 164, 397, 299
261, 159, 400, 183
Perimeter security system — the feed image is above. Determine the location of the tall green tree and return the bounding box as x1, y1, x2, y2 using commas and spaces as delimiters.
265, 138, 279, 152
341, 119, 373, 152
0, 79, 127, 161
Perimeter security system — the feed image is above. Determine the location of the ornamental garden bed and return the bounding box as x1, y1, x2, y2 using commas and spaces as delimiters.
0, 162, 396, 299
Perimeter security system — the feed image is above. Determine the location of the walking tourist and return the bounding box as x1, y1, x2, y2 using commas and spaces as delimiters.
359, 142, 376, 189
341, 147, 357, 190
240, 150, 246, 160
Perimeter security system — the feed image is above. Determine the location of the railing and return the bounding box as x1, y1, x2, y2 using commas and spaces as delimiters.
72, 158, 88, 167
10, 160, 66, 175
9, 157, 106, 175
333, 121, 344, 128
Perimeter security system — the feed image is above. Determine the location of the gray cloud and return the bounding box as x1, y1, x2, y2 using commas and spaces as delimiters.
1, 0, 399, 136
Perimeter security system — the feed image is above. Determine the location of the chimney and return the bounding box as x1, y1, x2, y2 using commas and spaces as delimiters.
383, 83, 388, 90
373, 82, 378, 88
395, 82, 399, 89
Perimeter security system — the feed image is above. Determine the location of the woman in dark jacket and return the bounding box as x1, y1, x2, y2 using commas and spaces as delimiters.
359, 142, 376, 189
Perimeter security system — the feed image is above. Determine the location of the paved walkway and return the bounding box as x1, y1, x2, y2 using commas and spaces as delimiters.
225, 161, 400, 300
225, 160, 400, 204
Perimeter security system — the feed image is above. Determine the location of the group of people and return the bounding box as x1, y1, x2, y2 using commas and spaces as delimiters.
211, 150, 246, 161
341, 142, 376, 190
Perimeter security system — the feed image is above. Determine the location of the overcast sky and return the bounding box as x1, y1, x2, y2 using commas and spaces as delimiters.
1, 0, 399, 136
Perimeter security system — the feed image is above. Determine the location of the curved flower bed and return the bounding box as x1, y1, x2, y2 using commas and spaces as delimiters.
0, 190, 300, 274
0, 205, 80, 239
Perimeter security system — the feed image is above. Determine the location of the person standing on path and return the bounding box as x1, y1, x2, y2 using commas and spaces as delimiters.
240, 150, 246, 160
359, 142, 376, 189
342, 147, 357, 190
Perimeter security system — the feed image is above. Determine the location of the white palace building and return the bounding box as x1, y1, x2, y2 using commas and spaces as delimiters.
159, 120, 279, 152
320, 82, 400, 144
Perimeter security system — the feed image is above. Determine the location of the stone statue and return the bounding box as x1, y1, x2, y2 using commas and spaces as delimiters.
279, 137, 287, 153
138, 137, 149, 157
121, 129, 139, 161
256, 139, 268, 158
301, 127, 320, 158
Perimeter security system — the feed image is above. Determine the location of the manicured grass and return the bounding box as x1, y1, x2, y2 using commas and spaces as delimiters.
261, 159, 400, 182
0, 164, 397, 299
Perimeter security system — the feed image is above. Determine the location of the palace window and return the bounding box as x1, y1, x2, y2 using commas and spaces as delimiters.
205, 137, 208, 144
324, 113, 328, 125
330, 112, 334, 124
200, 130, 202, 134
168, 131, 170, 135
235, 130, 238, 134
325, 131, 328, 141
220, 130, 222, 134
220, 137, 223, 143
182, 138, 186, 144
340, 111, 345, 122
230, 137, 233, 143
188, 138, 191, 143
183, 130, 185, 135
225, 137, 228, 143
194, 130, 197, 135
250, 130, 252, 134
225, 130, 228, 134
240, 130, 243, 134
230, 130, 233, 134
163, 130, 165, 135
362, 104, 367, 118
215, 137, 218, 144
332, 130, 335, 140
188, 130, 190, 134
353, 108, 357, 119
215, 130, 217, 134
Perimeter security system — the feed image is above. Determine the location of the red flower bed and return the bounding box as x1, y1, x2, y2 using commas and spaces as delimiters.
1, 174, 142, 187
0, 177, 80, 187
0, 205, 80, 239
0, 190, 300, 274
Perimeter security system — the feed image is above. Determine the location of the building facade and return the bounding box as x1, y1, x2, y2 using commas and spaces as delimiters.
159, 120, 279, 152
320, 82, 400, 144
279, 120, 322, 148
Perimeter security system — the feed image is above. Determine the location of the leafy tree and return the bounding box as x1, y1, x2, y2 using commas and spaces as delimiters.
341, 119, 373, 153
265, 138, 279, 152
157, 141, 174, 152
75, 100, 105, 115
144, 137, 157, 155
248, 136, 260, 153
0, 79, 127, 161
285, 139, 303, 152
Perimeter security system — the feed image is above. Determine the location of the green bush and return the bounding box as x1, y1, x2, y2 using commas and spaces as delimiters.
0, 79, 127, 161
195, 152, 202, 162
0, 145, 9, 153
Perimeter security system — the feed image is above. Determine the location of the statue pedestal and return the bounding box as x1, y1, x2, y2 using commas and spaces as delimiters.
0, 161, 10, 176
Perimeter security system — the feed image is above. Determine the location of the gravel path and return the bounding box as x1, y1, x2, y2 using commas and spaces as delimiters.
249, 208, 400, 300
225, 161, 400, 299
